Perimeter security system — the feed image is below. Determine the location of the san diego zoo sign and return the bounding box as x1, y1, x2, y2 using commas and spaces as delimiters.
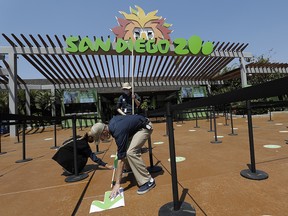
65, 5, 214, 56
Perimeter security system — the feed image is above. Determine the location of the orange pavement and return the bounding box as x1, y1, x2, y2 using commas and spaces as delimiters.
0, 112, 288, 216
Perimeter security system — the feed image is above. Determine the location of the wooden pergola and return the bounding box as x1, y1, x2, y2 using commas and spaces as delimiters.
0, 33, 254, 135
0, 34, 252, 89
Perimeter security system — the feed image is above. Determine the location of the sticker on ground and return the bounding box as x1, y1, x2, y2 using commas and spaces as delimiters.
153, 141, 164, 145
189, 129, 196, 132
275, 123, 283, 125
176, 125, 182, 127
279, 131, 288, 133
110, 154, 116, 158
217, 123, 223, 125
89, 188, 124, 213
263, 145, 281, 149
168, 156, 186, 163
214, 136, 224, 138
44, 138, 53, 141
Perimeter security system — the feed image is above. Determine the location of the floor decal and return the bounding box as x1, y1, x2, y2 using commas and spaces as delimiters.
89, 188, 124, 213
214, 136, 224, 138
263, 145, 281, 149
168, 156, 186, 162
153, 141, 164, 145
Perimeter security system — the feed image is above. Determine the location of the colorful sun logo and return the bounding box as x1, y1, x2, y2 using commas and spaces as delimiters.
111, 5, 172, 43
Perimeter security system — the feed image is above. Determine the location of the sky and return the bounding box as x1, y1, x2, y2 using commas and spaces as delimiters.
0, 0, 287, 79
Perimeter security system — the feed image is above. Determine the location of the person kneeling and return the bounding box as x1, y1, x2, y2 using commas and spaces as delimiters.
52, 131, 113, 175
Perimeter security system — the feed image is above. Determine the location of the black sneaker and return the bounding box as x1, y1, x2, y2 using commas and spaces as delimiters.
137, 178, 156, 195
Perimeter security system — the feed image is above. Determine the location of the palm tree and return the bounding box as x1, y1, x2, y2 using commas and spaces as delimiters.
34, 90, 52, 117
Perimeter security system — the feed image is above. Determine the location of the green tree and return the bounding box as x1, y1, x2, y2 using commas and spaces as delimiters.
0, 90, 8, 113
34, 90, 52, 116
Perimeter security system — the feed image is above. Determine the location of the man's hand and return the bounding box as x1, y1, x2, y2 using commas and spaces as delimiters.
109, 159, 124, 199
132, 95, 140, 107
109, 183, 121, 199
105, 164, 114, 170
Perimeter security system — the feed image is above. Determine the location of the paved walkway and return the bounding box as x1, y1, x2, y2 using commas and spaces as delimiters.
0, 112, 288, 216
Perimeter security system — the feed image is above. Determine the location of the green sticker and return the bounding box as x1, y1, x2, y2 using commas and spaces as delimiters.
168, 156, 186, 162
263, 145, 281, 149
153, 141, 164, 145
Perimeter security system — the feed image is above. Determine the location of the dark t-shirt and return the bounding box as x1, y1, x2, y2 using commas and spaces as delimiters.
116, 93, 141, 115
64, 136, 107, 167
108, 115, 148, 159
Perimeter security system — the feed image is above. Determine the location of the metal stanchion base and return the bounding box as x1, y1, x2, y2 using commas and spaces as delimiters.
159, 202, 196, 216
240, 169, 269, 180
65, 173, 89, 183
228, 133, 238, 136
16, 158, 33, 163
267, 120, 273, 122
207, 130, 214, 132
50, 146, 59, 149
211, 140, 222, 144
224, 124, 229, 126
0, 152, 7, 155
147, 166, 162, 173
194, 126, 200, 128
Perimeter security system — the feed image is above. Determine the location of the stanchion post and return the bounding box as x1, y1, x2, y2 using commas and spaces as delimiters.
240, 100, 268, 180
208, 108, 214, 132
50, 122, 58, 149
164, 114, 169, 136
194, 109, 200, 128
229, 105, 238, 136
16, 124, 20, 143
144, 111, 162, 173
224, 107, 229, 126
211, 106, 222, 144
0, 122, 7, 155
159, 102, 195, 215
168, 102, 179, 210
16, 119, 32, 163
80, 116, 83, 130
268, 109, 273, 121
147, 136, 162, 173
65, 115, 89, 183
206, 108, 209, 122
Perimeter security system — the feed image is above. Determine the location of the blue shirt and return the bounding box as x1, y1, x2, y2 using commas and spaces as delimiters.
108, 115, 147, 159
116, 93, 141, 115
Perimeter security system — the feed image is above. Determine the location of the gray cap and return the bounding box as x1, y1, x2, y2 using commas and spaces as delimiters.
90, 123, 105, 143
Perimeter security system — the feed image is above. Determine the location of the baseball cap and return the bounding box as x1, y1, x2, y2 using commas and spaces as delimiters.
121, 82, 132, 90
90, 123, 105, 143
